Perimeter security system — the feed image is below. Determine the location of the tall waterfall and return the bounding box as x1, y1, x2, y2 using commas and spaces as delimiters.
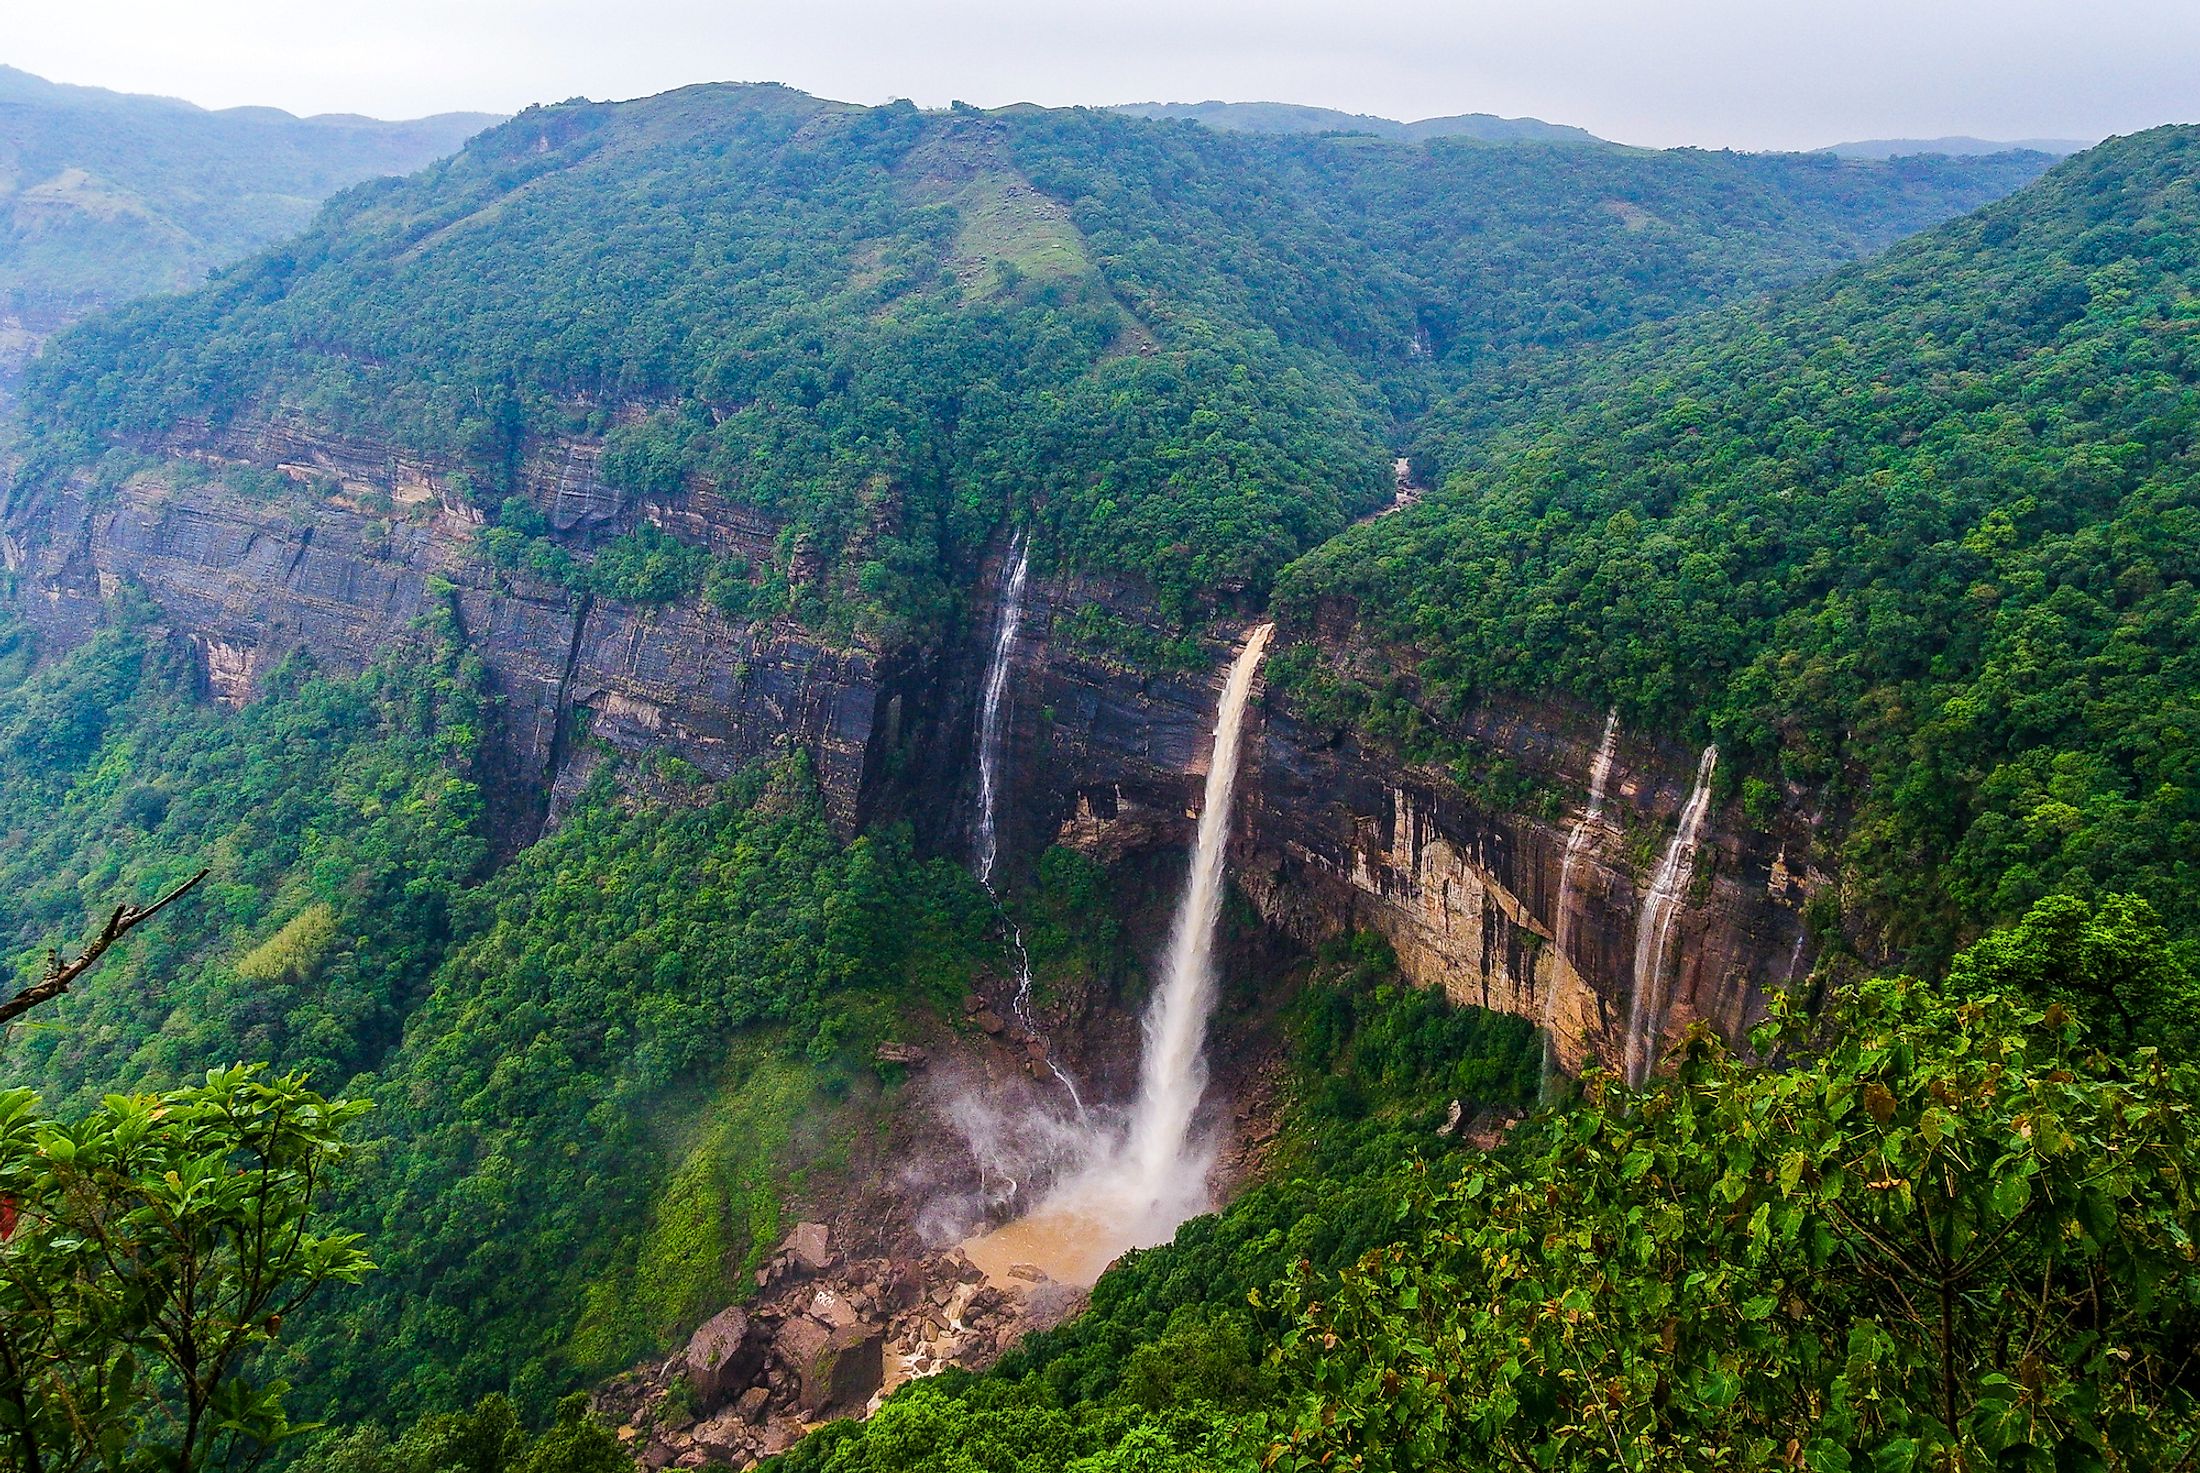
1623, 745, 1718, 1087
966, 532, 1083, 1113
1542, 709, 1620, 1086
962, 624, 1274, 1285
1116, 622, 1274, 1205
972, 533, 1029, 888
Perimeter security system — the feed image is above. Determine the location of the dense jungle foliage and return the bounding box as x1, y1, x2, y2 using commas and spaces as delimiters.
19, 86, 2043, 634
766, 901, 2200, 1472
0, 611, 1008, 1433
4, 84, 2195, 1473
1278, 125, 2200, 967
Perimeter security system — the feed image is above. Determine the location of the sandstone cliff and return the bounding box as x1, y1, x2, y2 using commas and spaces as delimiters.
5, 431, 1821, 1076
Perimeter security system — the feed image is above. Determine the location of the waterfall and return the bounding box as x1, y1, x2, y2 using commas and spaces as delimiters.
964, 624, 1272, 1284
1115, 622, 1274, 1206
964, 532, 1084, 1113
972, 532, 1029, 888
1623, 745, 1718, 1087
1542, 709, 1619, 1086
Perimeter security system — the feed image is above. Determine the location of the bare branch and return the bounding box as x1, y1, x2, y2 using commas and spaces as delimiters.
0, 870, 210, 1027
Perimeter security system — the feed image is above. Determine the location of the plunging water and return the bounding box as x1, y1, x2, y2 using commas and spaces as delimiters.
973, 533, 1029, 888
1542, 710, 1619, 1087
1623, 746, 1718, 1087
965, 533, 1083, 1112
962, 624, 1274, 1286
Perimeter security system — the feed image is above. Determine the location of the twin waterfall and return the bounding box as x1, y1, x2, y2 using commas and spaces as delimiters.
964, 531, 1719, 1268
1543, 719, 1721, 1090
961, 609, 1275, 1287
1622, 745, 1719, 1087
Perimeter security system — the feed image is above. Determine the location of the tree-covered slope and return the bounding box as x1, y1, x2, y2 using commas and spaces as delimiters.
1107, 99, 1602, 144
20, 85, 2047, 630
0, 604, 1004, 1427
0, 65, 492, 394
1276, 125, 2200, 965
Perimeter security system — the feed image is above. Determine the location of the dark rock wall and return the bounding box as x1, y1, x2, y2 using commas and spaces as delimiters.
5, 442, 1823, 1073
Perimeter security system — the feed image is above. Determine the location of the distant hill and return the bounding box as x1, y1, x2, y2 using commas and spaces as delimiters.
1818, 134, 2093, 159
1110, 99, 1601, 144
0, 65, 496, 398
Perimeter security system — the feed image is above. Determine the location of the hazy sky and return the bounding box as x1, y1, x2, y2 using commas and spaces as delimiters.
9, 0, 2198, 151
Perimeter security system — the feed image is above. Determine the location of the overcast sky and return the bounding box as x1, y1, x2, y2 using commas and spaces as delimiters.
9, 0, 2198, 151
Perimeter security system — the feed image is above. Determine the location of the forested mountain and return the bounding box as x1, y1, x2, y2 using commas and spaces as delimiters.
21, 84, 2048, 631
0, 66, 493, 399
1820, 134, 2091, 159
2, 79, 2194, 1473
1108, 99, 1602, 143
1278, 125, 2200, 968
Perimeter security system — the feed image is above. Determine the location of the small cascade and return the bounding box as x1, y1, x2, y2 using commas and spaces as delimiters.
961, 623, 1274, 1287
966, 533, 1083, 1112
1623, 745, 1718, 1087
1542, 709, 1620, 1087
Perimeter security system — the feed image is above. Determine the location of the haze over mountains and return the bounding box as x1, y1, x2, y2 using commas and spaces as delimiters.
0, 65, 496, 398
1819, 133, 2096, 158
1109, 99, 1602, 144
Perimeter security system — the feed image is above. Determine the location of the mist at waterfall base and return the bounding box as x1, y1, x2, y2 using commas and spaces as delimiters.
943, 622, 1277, 1289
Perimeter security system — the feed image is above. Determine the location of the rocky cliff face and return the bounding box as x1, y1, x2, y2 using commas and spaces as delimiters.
988, 578, 1826, 1077
6, 427, 903, 844
4, 431, 1820, 1075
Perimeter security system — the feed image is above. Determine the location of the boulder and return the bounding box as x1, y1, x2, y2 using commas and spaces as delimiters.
972, 1009, 1006, 1035
774, 1315, 888, 1416
808, 1285, 861, 1331
683, 1306, 764, 1409
873, 1041, 927, 1066
781, 1221, 832, 1274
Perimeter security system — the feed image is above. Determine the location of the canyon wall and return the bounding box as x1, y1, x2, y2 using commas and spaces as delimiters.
5, 429, 902, 843
4, 441, 1821, 1074
1000, 577, 1823, 1075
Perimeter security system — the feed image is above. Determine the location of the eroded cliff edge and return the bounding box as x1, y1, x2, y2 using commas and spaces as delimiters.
3, 437, 1820, 1076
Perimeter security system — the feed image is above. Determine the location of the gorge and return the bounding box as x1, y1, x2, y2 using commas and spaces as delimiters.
5, 81, 2191, 1472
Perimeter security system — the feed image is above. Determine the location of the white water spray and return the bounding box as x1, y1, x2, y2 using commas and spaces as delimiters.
960, 624, 1273, 1285
1623, 745, 1718, 1087
1543, 709, 1619, 1086
1115, 621, 1273, 1205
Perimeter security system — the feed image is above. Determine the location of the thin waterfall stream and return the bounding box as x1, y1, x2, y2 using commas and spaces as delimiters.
1623, 745, 1718, 1087
1542, 709, 1619, 1089
967, 532, 1083, 1113
962, 623, 1275, 1288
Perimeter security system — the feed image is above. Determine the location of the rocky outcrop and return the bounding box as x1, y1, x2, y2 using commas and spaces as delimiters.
6, 432, 1820, 1076
6, 447, 900, 844
988, 577, 1824, 1077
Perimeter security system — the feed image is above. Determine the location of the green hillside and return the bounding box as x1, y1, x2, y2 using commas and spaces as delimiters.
24, 85, 2048, 630
0, 66, 492, 397
1277, 126, 2200, 965
3, 82, 2191, 1473
0, 65, 492, 306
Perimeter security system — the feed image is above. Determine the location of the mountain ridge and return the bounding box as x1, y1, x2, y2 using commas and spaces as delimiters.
1108, 98, 1602, 144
